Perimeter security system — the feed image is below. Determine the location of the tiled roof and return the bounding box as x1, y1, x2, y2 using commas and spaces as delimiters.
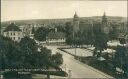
4, 23, 21, 32
47, 32, 65, 39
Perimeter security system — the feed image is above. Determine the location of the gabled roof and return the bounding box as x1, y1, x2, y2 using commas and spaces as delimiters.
47, 32, 65, 39
4, 23, 21, 32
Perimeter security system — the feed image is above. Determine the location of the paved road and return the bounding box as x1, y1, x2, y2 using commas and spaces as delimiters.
46, 45, 114, 78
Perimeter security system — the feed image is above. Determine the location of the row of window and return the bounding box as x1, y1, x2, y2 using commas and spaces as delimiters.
47, 38, 65, 41
9, 32, 21, 36
10, 37, 21, 41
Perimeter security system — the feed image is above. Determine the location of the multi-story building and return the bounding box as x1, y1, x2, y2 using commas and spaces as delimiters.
3, 23, 23, 42
70, 12, 94, 37
46, 31, 66, 44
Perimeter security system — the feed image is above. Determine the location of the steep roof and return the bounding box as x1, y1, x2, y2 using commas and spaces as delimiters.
4, 23, 21, 32
47, 32, 65, 39
102, 12, 107, 23
74, 12, 79, 18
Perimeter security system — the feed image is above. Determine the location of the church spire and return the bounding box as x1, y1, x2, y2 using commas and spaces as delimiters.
72, 11, 80, 34
74, 11, 79, 18
101, 12, 109, 34
102, 12, 107, 24
73, 11, 79, 21
103, 12, 106, 17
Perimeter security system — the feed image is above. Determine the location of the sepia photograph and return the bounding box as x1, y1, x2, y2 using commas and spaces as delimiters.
0, 0, 128, 79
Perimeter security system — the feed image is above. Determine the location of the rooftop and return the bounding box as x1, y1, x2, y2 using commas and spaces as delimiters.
47, 32, 65, 39
4, 23, 21, 32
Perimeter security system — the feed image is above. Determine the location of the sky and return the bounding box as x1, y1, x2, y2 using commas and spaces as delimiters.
1, 0, 127, 22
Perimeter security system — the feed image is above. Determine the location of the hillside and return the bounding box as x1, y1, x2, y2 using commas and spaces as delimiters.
1, 16, 127, 28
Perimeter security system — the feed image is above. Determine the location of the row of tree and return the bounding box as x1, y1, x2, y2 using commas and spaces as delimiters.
114, 45, 128, 76
65, 22, 108, 57
0, 35, 64, 78
64, 22, 128, 77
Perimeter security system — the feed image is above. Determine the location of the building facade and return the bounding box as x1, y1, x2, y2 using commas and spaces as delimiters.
72, 12, 80, 35
101, 12, 110, 34
3, 23, 23, 42
46, 32, 66, 44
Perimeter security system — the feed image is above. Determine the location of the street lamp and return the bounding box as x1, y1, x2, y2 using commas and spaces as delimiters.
0, 74, 3, 79
125, 35, 128, 43
68, 69, 72, 79
125, 35, 128, 48
75, 46, 76, 56
64, 64, 67, 72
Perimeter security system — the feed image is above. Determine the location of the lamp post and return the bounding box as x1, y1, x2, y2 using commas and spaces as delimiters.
68, 70, 72, 79
75, 45, 76, 56
0, 74, 3, 79
125, 35, 128, 45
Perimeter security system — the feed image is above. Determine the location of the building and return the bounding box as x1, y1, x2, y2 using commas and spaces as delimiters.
3, 23, 23, 42
1, 27, 6, 35
19, 24, 34, 39
71, 12, 94, 37
72, 12, 80, 35
79, 21, 93, 33
119, 22, 128, 34
101, 12, 110, 34
46, 32, 66, 44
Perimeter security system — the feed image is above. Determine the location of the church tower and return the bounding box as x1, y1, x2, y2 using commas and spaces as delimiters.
101, 12, 109, 34
73, 12, 80, 35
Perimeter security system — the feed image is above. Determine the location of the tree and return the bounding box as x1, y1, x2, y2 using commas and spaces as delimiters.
93, 32, 108, 57
92, 23, 108, 58
66, 31, 83, 47
65, 22, 75, 46
0, 35, 21, 69
19, 37, 39, 68
51, 53, 63, 68
114, 45, 128, 77
109, 26, 118, 41
56, 24, 65, 33
64, 22, 73, 37
31, 27, 35, 34
81, 29, 94, 46
0, 36, 65, 79
119, 37, 126, 46
34, 27, 49, 41
39, 48, 63, 79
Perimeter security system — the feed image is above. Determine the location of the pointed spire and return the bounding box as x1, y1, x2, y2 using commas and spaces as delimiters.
102, 12, 107, 23
75, 11, 77, 15
103, 12, 106, 17
74, 11, 78, 18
